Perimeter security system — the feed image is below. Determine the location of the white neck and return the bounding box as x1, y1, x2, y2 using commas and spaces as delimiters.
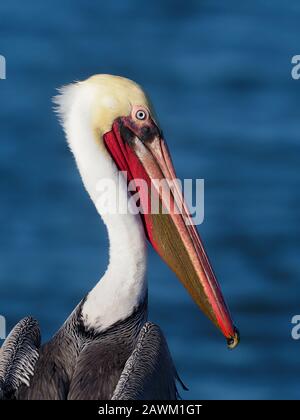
58, 84, 147, 333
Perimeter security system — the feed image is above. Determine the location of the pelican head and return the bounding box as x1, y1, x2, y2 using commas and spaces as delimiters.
55, 74, 239, 349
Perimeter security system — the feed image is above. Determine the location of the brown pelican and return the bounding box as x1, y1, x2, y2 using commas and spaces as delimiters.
0, 75, 239, 400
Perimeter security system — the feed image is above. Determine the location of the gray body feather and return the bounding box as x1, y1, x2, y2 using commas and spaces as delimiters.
0, 317, 41, 400
2, 298, 183, 400
112, 322, 184, 400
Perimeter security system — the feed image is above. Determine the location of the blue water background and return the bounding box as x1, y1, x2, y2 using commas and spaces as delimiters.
0, 0, 300, 399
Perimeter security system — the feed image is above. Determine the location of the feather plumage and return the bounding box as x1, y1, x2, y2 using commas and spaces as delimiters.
0, 317, 40, 399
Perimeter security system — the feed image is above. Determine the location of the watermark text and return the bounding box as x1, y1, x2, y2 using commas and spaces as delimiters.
291, 55, 300, 80
0, 315, 6, 339
291, 315, 300, 339
95, 172, 204, 225
0, 55, 6, 80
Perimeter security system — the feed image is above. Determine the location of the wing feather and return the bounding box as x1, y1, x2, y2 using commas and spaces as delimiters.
112, 322, 186, 400
0, 317, 41, 399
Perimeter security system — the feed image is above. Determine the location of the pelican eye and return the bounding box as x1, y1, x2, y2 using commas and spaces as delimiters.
136, 109, 147, 120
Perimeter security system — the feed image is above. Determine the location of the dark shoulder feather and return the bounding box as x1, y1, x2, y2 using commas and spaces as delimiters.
17, 301, 86, 400
112, 322, 187, 400
0, 317, 41, 399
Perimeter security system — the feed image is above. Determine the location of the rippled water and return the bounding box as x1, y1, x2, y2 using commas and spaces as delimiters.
0, 0, 300, 399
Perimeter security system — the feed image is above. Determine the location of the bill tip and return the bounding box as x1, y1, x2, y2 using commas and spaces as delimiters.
227, 327, 240, 349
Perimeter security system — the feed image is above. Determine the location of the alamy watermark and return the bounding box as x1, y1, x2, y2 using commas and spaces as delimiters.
0, 55, 6, 80
291, 55, 300, 80
291, 315, 300, 340
0, 315, 6, 339
95, 172, 205, 225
